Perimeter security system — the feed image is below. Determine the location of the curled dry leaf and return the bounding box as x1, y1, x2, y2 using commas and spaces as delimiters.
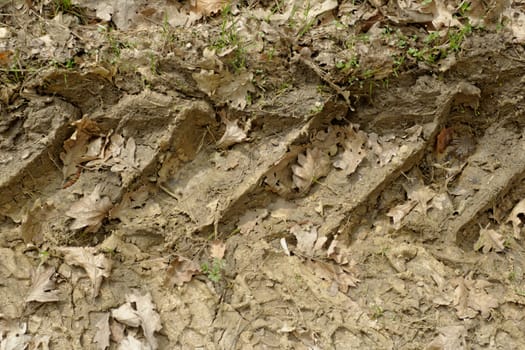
66, 185, 113, 232
58, 247, 112, 297
507, 198, 525, 239
25, 265, 61, 303
164, 255, 201, 287
292, 147, 331, 193
217, 119, 248, 148
473, 227, 505, 254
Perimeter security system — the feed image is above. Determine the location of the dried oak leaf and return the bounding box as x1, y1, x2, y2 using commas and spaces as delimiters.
507, 198, 525, 239
25, 265, 61, 303
66, 185, 113, 232
93, 313, 110, 350
292, 147, 331, 193
164, 255, 201, 287
473, 227, 505, 254
217, 119, 248, 148
58, 247, 112, 297
333, 126, 368, 176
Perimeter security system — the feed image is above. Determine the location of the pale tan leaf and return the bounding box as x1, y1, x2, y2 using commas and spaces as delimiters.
216, 71, 255, 110
473, 227, 505, 254
127, 291, 162, 350
292, 147, 331, 193
210, 240, 226, 259
25, 265, 61, 303
290, 224, 319, 254
333, 126, 368, 176
0, 323, 31, 350
93, 313, 110, 350
164, 255, 201, 287
66, 185, 113, 232
117, 335, 145, 350
193, 70, 255, 110
191, 0, 228, 16
217, 119, 248, 148
111, 303, 141, 327
58, 247, 112, 297
507, 198, 525, 239
387, 201, 416, 229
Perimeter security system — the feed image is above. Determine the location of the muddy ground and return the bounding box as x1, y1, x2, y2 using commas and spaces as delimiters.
2, 0, 525, 349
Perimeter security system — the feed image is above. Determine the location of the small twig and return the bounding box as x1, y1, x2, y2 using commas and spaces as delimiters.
298, 55, 354, 110
313, 179, 338, 195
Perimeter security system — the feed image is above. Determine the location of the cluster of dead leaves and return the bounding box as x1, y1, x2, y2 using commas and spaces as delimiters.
93, 291, 162, 350
266, 124, 417, 196
282, 223, 359, 294
25, 247, 112, 304
60, 117, 140, 188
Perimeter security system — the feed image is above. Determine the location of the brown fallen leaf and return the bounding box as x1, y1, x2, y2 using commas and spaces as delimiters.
292, 147, 331, 193
164, 255, 201, 287
66, 185, 113, 232
58, 247, 112, 297
473, 227, 505, 254
25, 265, 61, 303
